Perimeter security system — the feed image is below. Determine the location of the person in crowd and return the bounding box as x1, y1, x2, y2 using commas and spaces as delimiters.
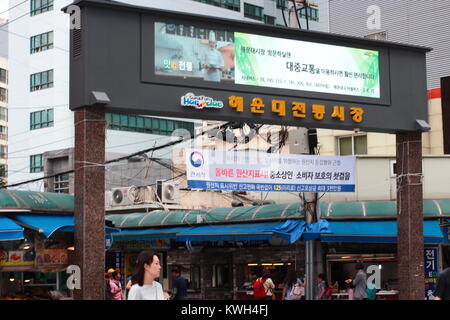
366, 281, 377, 300
316, 273, 328, 300
282, 269, 304, 300
434, 266, 450, 300
345, 281, 354, 300
171, 267, 188, 300
253, 269, 275, 300
109, 269, 124, 300
345, 263, 367, 300
126, 275, 133, 290
127, 250, 165, 300
125, 274, 133, 299
105, 271, 113, 300
261, 269, 276, 300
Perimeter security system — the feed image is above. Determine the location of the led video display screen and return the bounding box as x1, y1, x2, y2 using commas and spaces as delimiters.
154, 22, 380, 99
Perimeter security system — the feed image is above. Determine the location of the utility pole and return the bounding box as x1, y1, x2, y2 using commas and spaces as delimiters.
287, 0, 321, 301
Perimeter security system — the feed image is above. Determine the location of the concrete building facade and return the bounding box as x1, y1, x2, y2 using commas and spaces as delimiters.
317, 0, 450, 159
0, 18, 7, 186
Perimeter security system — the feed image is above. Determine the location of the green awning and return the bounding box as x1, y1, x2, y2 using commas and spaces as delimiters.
0, 190, 74, 214
106, 203, 304, 228
320, 200, 450, 219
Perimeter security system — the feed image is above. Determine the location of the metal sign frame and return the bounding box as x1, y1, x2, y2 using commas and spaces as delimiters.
69, 0, 431, 133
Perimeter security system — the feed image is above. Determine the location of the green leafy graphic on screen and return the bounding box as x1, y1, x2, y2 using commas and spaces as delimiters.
235, 33, 260, 86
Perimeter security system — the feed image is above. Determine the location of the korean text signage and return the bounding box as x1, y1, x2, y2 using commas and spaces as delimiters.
36, 250, 69, 267
182, 93, 364, 124
424, 247, 439, 300
111, 239, 171, 250
186, 149, 355, 192
155, 23, 380, 98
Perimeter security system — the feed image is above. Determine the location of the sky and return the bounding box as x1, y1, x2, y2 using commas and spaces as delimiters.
0, 1, 8, 20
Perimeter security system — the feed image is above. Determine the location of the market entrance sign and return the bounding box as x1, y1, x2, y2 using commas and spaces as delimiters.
66, 0, 432, 301
69, 0, 430, 134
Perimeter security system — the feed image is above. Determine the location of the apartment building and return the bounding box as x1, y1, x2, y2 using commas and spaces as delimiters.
7, 0, 324, 192
0, 18, 8, 186
317, 0, 450, 158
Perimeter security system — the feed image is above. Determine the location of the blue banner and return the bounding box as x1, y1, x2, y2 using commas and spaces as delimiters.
424, 247, 439, 300
188, 180, 355, 192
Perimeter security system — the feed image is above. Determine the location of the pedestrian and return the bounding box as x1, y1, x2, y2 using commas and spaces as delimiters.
105, 271, 113, 300
253, 269, 275, 300
366, 281, 377, 300
171, 267, 188, 300
345, 263, 367, 300
109, 269, 124, 300
127, 250, 165, 300
345, 281, 354, 300
316, 273, 328, 300
282, 270, 304, 300
434, 267, 450, 300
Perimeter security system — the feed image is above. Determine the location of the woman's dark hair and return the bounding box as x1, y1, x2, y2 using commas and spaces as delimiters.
261, 269, 271, 280
355, 263, 364, 271
112, 270, 120, 279
318, 273, 327, 281
283, 269, 298, 287
172, 267, 180, 274
132, 250, 157, 287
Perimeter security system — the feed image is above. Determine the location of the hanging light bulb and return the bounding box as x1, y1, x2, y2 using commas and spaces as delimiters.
19, 236, 33, 251
9, 272, 15, 282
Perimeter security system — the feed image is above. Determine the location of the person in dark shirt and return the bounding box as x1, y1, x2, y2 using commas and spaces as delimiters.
434, 267, 450, 300
171, 267, 187, 300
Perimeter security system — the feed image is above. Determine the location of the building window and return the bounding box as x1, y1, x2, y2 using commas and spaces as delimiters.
0, 68, 7, 84
212, 264, 230, 288
0, 88, 7, 103
0, 126, 6, 141
0, 165, 6, 178
30, 154, 44, 173
30, 0, 54, 16
337, 135, 367, 156
54, 173, 69, 193
0, 146, 7, 160
30, 108, 54, 130
192, 0, 240, 12
244, 3, 263, 21
299, 7, 319, 21
30, 31, 54, 54
105, 113, 195, 138
0, 107, 7, 121
30, 70, 53, 92
276, 0, 288, 10
264, 15, 276, 25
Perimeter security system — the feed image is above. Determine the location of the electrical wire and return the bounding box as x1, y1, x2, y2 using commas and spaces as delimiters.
3, 121, 232, 189
0, 0, 28, 16
291, 0, 302, 30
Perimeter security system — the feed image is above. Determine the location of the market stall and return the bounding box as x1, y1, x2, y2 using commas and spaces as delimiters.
0, 232, 73, 300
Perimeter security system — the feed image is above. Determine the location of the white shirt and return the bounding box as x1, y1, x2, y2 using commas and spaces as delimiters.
127, 282, 165, 300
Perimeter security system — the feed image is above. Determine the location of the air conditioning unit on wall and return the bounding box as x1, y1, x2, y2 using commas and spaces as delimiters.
110, 187, 134, 206
106, 186, 156, 207
156, 180, 180, 204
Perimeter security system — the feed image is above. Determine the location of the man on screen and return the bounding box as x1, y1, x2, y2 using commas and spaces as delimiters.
201, 31, 224, 82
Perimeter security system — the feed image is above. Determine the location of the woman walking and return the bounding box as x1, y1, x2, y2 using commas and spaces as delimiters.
128, 250, 165, 300
282, 270, 304, 300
